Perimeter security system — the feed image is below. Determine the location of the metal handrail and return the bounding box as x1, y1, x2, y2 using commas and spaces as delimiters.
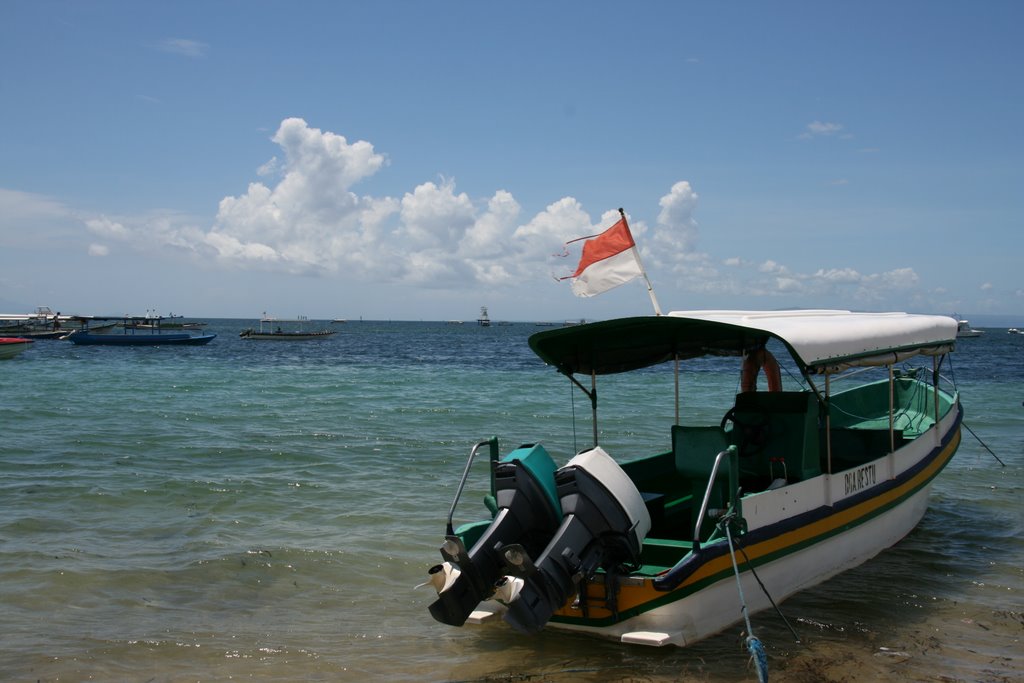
693, 445, 737, 551
446, 439, 497, 535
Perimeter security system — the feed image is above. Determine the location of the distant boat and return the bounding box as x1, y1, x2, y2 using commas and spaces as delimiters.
331, 319, 347, 324
153, 317, 206, 330
0, 306, 78, 339
477, 307, 491, 327
955, 317, 983, 338
0, 337, 33, 359
1009, 328, 1023, 335
0, 326, 66, 340
65, 316, 215, 346
240, 314, 335, 341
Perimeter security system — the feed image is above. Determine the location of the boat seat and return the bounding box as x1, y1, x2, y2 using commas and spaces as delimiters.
667, 428, 733, 540
672, 425, 730, 480
728, 391, 822, 485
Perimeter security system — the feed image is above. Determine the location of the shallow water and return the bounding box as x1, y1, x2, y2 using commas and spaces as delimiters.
1, 321, 1020, 681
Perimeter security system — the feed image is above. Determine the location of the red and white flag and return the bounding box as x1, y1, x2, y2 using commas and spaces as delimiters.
561, 217, 643, 297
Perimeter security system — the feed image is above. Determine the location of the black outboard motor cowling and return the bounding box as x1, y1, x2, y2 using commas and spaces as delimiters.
500, 446, 652, 634
427, 444, 561, 627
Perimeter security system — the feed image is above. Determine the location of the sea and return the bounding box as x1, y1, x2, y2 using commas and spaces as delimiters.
1, 319, 1021, 682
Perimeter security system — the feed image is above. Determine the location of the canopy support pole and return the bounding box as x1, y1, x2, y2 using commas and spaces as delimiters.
888, 364, 896, 454
674, 354, 680, 425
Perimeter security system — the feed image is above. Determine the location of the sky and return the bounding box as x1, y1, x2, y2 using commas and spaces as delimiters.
1, 1, 1021, 323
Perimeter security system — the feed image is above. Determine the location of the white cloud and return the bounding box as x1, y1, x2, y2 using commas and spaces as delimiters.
459, 190, 520, 260
0, 188, 71, 222
397, 179, 475, 250
880, 268, 919, 289
653, 181, 699, 256
26, 118, 939, 310
159, 38, 208, 58
513, 196, 592, 244
776, 277, 803, 292
257, 157, 279, 177
812, 267, 862, 284
800, 120, 845, 139
981, 282, 993, 291
771, 264, 919, 302
0, 188, 79, 248
759, 260, 789, 275
163, 119, 608, 288
85, 216, 130, 239
203, 232, 279, 263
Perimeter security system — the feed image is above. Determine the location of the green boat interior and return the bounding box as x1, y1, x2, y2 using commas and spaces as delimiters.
453, 377, 956, 577
629, 378, 955, 572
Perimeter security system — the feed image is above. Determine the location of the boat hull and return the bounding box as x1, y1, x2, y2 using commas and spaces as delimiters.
65, 331, 216, 346
466, 404, 961, 646
546, 478, 939, 646
0, 337, 33, 359
425, 310, 963, 649
239, 331, 335, 341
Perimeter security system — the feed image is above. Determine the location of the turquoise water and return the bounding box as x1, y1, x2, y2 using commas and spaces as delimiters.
1, 321, 1021, 682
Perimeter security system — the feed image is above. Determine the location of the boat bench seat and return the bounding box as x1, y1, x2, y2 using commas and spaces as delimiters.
638, 537, 694, 573
621, 452, 697, 537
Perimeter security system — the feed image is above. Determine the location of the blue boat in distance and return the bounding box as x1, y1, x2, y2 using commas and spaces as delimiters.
65, 315, 216, 346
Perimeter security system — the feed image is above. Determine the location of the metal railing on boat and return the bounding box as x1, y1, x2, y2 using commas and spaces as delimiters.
446, 438, 499, 535
693, 445, 738, 551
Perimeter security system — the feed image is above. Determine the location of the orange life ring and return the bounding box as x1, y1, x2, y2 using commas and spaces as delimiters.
740, 349, 782, 392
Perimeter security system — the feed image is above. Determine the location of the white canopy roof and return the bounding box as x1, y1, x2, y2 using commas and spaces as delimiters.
668, 309, 957, 370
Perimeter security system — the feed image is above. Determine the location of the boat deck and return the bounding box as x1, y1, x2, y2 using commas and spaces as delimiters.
615, 381, 953, 567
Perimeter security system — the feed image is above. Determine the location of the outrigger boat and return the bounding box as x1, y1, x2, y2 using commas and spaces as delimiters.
0, 306, 76, 339
239, 315, 335, 341
65, 315, 216, 346
424, 309, 961, 648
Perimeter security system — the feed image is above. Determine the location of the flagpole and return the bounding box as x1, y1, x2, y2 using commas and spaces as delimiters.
619, 208, 663, 316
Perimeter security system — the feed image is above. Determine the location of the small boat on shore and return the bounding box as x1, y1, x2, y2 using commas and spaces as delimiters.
239, 315, 335, 341
0, 337, 33, 359
423, 309, 961, 649
65, 316, 216, 346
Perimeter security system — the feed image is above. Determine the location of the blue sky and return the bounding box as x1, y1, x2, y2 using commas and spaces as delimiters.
1, 1, 1021, 322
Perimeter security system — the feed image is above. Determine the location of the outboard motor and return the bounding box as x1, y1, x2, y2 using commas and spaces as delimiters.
499, 446, 651, 634
427, 444, 562, 627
